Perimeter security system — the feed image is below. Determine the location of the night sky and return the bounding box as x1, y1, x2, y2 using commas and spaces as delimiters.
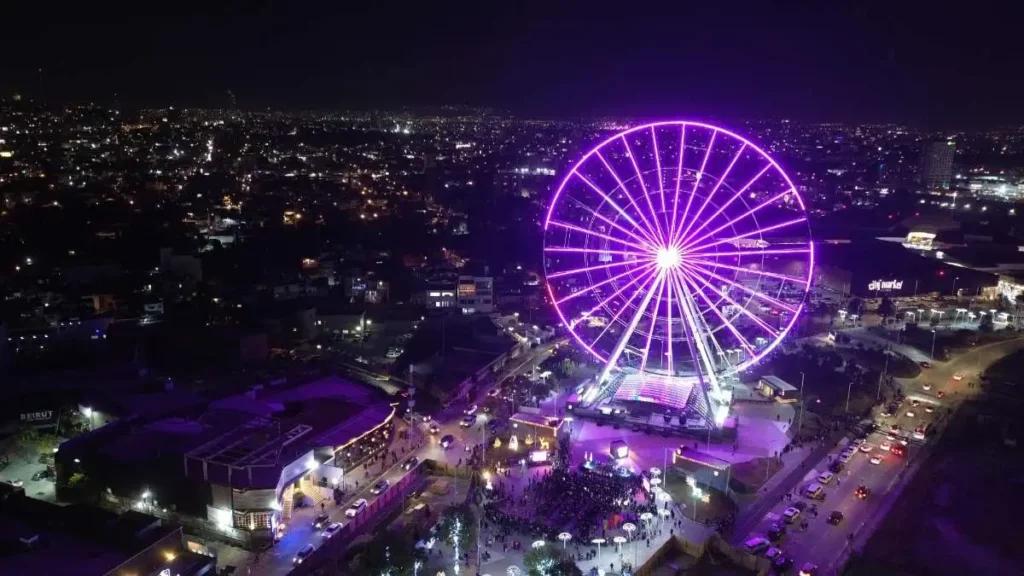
4, 2, 1022, 127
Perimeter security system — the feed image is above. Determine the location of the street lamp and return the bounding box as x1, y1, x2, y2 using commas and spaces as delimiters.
931, 329, 937, 359
797, 372, 805, 436
557, 532, 572, 549
591, 538, 606, 561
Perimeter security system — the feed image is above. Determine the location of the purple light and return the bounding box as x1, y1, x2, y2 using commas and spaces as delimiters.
544, 121, 813, 382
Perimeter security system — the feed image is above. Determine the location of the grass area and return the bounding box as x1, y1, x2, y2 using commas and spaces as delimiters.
728, 456, 784, 494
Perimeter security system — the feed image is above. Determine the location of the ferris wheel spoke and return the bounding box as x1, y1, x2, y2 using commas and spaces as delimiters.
554, 261, 658, 305
598, 270, 665, 382
574, 265, 660, 326
619, 139, 667, 244
677, 263, 780, 338
638, 273, 667, 375
669, 125, 687, 241
566, 195, 658, 248
545, 247, 650, 258
679, 163, 772, 247
675, 142, 746, 248
680, 258, 807, 286
680, 189, 794, 252
671, 269, 722, 394
664, 261, 675, 376
588, 267, 660, 353
595, 152, 662, 245
673, 130, 718, 244
683, 216, 807, 255
548, 220, 654, 253
673, 269, 756, 356
681, 261, 798, 314
571, 170, 660, 246
548, 258, 647, 280
684, 247, 810, 259
650, 127, 667, 223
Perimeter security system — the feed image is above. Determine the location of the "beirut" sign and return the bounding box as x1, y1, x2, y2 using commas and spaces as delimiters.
868, 279, 904, 291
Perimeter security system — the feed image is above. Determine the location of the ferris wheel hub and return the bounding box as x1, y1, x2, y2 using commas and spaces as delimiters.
655, 246, 682, 270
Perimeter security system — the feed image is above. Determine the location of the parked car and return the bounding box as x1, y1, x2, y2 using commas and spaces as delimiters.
765, 547, 784, 560
774, 554, 795, 572
767, 522, 787, 542
345, 499, 368, 518
294, 544, 316, 565
828, 461, 844, 474
799, 562, 819, 576
322, 522, 343, 539
312, 514, 330, 529
816, 471, 834, 485
743, 536, 770, 555
782, 507, 801, 524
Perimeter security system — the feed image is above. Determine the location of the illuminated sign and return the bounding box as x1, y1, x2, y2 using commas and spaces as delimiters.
867, 279, 903, 291
529, 450, 548, 463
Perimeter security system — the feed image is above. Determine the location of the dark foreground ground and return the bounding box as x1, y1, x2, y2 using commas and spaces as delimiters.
845, 383, 1024, 575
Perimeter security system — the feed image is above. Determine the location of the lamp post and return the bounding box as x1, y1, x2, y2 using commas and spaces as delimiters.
797, 372, 805, 436
591, 538, 605, 562
952, 277, 959, 298
622, 523, 637, 567
930, 329, 937, 359
557, 532, 572, 550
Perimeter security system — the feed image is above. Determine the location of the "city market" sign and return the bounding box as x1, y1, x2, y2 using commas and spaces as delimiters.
868, 279, 904, 291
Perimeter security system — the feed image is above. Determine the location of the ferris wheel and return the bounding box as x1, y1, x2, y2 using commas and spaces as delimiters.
543, 121, 813, 402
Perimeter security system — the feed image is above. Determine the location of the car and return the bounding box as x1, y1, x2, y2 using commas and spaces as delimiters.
743, 536, 770, 554
799, 561, 819, 576
440, 435, 455, 449
774, 554, 795, 572
31, 471, 45, 481
913, 427, 927, 441
922, 383, 932, 391
403, 457, 419, 471
312, 514, 330, 529
465, 404, 478, 415
294, 544, 316, 565
782, 507, 801, 523
859, 444, 874, 453
767, 522, 787, 541
370, 479, 390, 494
953, 373, 964, 381
906, 410, 916, 418
817, 471, 834, 485
937, 390, 945, 399
891, 444, 906, 456
838, 451, 854, 463
460, 415, 477, 428
345, 499, 368, 518
765, 547, 784, 560
428, 423, 440, 435
850, 438, 865, 447
910, 399, 920, 407
870, 454, 883, 465
925, 405, 934, 413
7, 479, 22, 488
487, 388, 500, 397
855, 485, 869, 499
803, 482, 825, 500
919, 361, 931, 369
880, 441, 892, 451
828, 461, 844, 474
322, 522, 343, 538
827, 510, 844, 525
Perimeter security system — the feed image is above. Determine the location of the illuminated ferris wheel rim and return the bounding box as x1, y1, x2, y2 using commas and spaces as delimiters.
542, 119, 814, 380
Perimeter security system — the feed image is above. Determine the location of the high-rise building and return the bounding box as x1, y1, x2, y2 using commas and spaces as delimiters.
919, 140, 955, 190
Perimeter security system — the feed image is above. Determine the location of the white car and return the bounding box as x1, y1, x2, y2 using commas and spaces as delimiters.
838, 450, 854, 463
817, 471, 834, 485
465, 404, 478, 415
880, 441, 892, 452
345, 498, 368, 518
906, 411, 915, 418
870, 454, 883, 465
294, 544, 316, 565
922, 383, 932, 391
782, 506, 801, 523
952, 373, 964, 381
322, 522, 343, 538
925, 406, 934, 413
859, 444, 874, 453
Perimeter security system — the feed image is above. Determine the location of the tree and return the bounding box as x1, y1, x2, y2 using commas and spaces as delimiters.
878, 297, 895, 318
11, 426, 41, 457
354, 529, 425, 576
438, 503, 477, 553
558, 358, 578, 379
525, 546, 582, 576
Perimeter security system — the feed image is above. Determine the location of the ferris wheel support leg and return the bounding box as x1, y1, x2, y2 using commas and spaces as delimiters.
598, 272, 665, 384
674, 273, 723, 428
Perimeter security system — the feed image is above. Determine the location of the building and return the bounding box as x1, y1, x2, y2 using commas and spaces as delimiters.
918, 140, 955, 190
0, 484, 215, 576
756, 375, 799, 402
54, 376, 395, 550
457, 274, 494, 314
